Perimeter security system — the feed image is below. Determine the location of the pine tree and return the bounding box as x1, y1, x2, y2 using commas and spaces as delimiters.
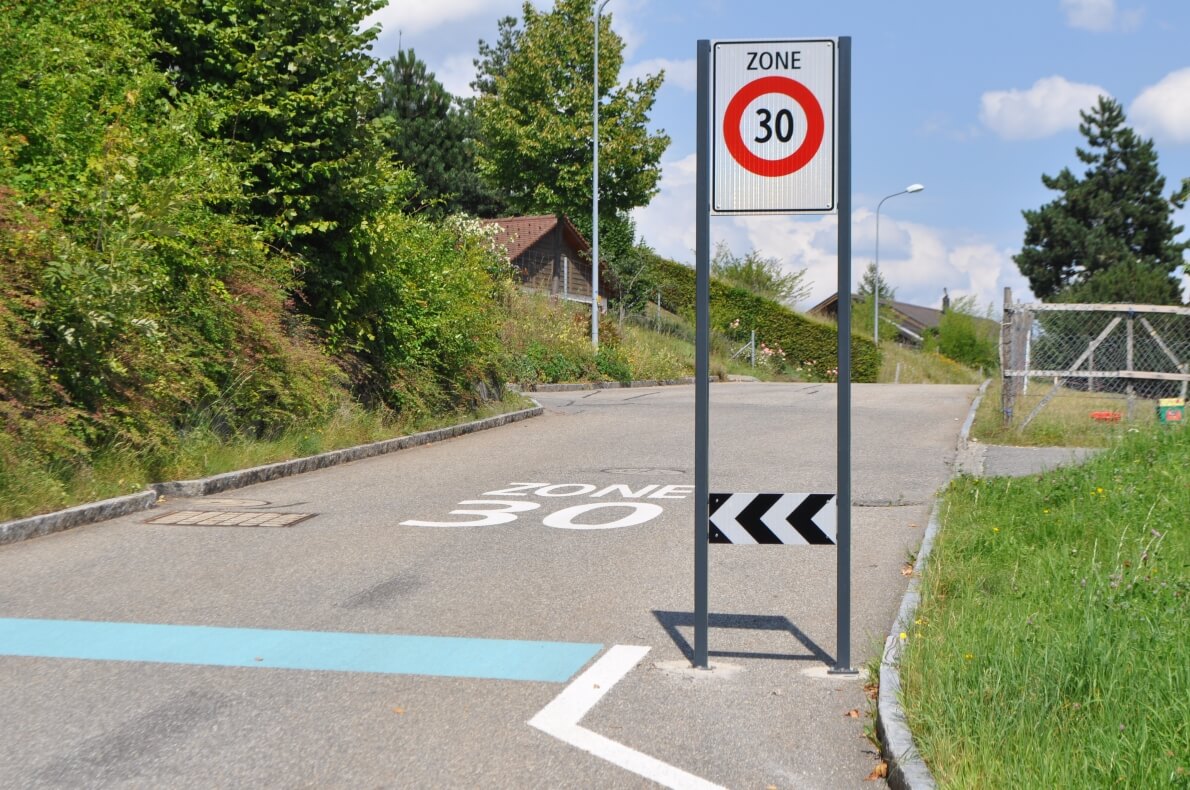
856, 261, 895, 301
471, 16, 521, 98
1014, 97, 1187, 304
373, 50, 501, 217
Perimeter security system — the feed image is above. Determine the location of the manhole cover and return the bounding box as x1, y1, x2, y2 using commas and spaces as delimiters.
145, 510, 314, 527
201, 498, 271, 507
601, 467, 686, 476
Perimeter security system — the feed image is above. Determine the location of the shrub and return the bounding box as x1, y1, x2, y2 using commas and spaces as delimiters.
648, 254, 881, 382
924, 295, 998, 371
340, 208, 513, 413
1, 1, 342, 453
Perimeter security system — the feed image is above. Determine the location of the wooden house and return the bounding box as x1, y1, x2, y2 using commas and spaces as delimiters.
807, 291, 976, 345
481, 214, 615, 310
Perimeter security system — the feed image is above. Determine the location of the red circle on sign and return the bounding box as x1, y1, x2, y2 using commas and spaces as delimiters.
724, 76, 825, 177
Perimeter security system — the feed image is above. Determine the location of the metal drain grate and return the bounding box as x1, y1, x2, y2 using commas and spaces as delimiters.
145, 510, 315, 527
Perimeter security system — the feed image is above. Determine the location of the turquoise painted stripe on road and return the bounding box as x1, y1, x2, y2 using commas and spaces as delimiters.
0, 618, 602, 682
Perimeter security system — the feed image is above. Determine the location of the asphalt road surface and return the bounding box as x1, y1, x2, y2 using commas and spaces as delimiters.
0, 382, 976, 789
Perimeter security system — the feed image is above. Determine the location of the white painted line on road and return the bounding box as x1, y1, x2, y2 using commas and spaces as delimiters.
529, 645, 726, 790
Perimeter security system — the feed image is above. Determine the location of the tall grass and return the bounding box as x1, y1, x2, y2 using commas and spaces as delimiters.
972, 378, 1158, 447
0, 394, 531, 522
878, 343, 986, 385
621, 309, 787, 380
900, 425, 1189, 787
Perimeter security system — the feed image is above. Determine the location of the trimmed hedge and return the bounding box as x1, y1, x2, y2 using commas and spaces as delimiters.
650, 255, 880, 382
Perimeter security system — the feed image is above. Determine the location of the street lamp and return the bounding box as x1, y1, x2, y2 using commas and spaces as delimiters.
873, 183, 924, 345
591, 0, 612, 349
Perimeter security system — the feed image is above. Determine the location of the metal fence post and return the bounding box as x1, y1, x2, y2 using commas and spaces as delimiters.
1126, 310, 1135, 420
1000, 288, 1016, 424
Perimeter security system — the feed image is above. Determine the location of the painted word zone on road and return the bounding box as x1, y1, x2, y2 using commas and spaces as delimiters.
400, 482, 692, 531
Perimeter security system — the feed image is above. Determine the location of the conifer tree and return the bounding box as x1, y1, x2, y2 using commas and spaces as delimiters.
1014, 97, 1187, 304
373, 50, 500, 217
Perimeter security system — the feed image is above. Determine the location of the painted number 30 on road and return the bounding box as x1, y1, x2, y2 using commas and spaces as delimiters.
400, 482, 692, 530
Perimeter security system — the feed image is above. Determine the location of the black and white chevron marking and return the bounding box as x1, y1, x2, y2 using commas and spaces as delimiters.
708, 493, 836, 545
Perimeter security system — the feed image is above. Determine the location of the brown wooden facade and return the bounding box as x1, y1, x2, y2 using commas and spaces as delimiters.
482, 215, 614, 305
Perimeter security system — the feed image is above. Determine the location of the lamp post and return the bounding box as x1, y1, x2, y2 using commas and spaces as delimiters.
591, 0, 612, 349
873, 183, 924, 345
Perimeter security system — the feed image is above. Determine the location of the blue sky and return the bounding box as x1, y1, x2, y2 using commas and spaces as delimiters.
369, 0, 1190, 311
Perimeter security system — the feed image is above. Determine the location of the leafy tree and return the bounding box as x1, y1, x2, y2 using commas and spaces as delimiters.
473, 0, 669, 228
924, 295, 998, 370
1175, 177, 1190, 210
711, 243, 811, 306
149, 0, 390, 320
1014, 97, 1187, 304
1, 0, 343, 449
373, 49, 501, 216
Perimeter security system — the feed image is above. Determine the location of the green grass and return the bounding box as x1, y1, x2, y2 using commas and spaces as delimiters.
619, 310, 795, 382
0, 394, 532, 523
972, 378, 1159, 447
900, 425, 1189, 787
505, 296, 797, 385
878, 343, 987, 385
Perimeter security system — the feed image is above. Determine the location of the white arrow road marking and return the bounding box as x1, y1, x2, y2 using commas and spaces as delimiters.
708, 494, 757, 544
529, 645, 726, 790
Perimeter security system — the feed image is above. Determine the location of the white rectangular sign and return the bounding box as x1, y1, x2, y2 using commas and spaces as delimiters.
712, 39, 837, 214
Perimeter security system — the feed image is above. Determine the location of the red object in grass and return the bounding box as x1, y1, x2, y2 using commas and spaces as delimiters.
1091, 411, 1122, 422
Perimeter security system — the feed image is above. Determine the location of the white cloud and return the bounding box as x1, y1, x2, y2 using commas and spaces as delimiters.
633, 154, 700, 262
1061, 0, 1116, 31
1060, 0, 1144, 32
363, 0, 517, 37
435, 53, 480, 99
636, 161, 1033, 314
980, 76, 1109, 140
1130, 68, 1190, 145
623, 58, 696, 92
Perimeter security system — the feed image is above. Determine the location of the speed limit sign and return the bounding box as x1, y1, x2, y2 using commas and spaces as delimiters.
712, 39, 837, 214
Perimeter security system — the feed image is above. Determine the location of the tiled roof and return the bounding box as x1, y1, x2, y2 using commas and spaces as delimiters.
887, 300, 944, 332
480, 215, 591, 261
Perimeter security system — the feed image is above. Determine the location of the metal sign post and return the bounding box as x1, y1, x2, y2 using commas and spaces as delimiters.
693, 39, 712, 670
831, 36, 855, 674
693, 36, 854, 673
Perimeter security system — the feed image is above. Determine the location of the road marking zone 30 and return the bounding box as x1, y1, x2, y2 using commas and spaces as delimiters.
401, 482, 693, 530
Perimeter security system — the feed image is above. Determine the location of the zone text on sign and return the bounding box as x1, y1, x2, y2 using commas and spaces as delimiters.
746, 51, 801, 70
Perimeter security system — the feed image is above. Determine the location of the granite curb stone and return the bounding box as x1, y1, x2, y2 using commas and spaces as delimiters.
875, 378, 990, 789
523, 377, 697, 392
0, 490, 159, 547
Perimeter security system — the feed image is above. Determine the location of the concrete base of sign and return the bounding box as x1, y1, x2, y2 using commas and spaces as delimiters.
652, 659, 744, 681
800, 664, 866, 682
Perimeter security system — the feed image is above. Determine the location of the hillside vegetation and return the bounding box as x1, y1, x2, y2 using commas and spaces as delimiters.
0, 1, 510, 517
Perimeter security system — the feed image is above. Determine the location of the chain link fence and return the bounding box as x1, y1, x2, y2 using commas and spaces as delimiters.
1000, 290, 1190, 428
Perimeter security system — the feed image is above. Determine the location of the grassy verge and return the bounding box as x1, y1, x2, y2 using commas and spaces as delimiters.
878, 343, 986, 385
900, 425, 1188, 787
502, 294, 795, 385
972, 378, 1158, 447
620, 310, 797, 382
0, 394, 533, 523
